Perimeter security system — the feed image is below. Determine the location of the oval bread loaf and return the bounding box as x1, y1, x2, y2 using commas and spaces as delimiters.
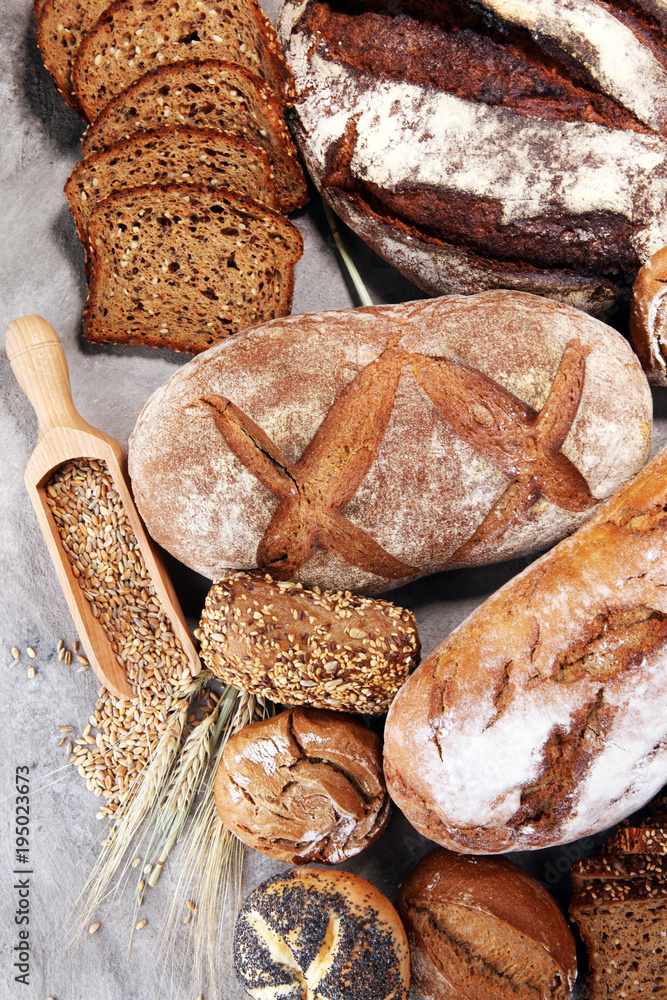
279, 0, 667, 317
199, 572, 420, 713
396, 849, 577, 1000
128, 290, 651, 594
383, 444, 667, 853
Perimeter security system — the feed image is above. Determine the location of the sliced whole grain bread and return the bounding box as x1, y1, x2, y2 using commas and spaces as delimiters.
34, 0, 110, 116
84, 183, 303, 353
66, 125, 277, 244
570, 880, 667, 999
72, 0, 294, 120
571, 853, 667, 887
81, 60, 308, 213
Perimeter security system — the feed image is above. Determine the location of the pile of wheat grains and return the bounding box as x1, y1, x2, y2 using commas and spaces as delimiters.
45, 456, 199, 816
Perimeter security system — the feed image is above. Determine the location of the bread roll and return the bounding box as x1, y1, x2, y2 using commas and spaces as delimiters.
396, 849, 577, 1000
199, 572, 419, 713
128, 291, 651, 594
384, 445, 667, 852
214, 707, 390, 864
279, 0, 667, 317
233, 868, 410, 999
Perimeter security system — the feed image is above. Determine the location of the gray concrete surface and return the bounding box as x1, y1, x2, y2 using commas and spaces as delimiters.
1, 0, 665, 997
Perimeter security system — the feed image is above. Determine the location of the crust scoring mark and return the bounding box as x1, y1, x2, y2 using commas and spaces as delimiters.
246, 908, 343, 998
201, 339, 595, 579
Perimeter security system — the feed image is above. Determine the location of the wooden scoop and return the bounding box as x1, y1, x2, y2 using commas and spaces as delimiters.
6, 315, 200, 699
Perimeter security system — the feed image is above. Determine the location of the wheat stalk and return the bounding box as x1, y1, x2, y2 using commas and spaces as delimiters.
69, 672, 210, 941
323, 198, 373, 307
154, 688, 272, 1000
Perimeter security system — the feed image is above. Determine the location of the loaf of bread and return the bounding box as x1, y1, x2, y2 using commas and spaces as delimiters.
84, 184, 303, 352
80, 59, 308, 213
66, 127, 277, 244
396, 849, 577, 1000
199, 572, 419, 713
234, 869, 410, 1000
383, 444, 667, 853
630, 246, 667, 386
128, 290, 651, 593
214, 707, 391, 864
279, 0, 667, 316
73, 0, 294, 119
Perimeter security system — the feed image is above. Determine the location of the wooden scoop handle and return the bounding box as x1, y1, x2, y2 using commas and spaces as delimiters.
6, 315, 95, 439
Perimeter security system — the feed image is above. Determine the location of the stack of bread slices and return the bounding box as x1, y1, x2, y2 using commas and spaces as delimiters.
570, 791, 667, 999
35, 0, 308, 353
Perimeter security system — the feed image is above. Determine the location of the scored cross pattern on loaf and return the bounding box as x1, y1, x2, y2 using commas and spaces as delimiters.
246, 910, 342, 999
202, 339, 595, 580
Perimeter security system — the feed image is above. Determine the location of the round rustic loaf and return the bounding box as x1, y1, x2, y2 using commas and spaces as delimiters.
127, 291, 651, 594
214, 706, 391, 864
383, 445, 667, 853
279, 0, 667, 316
199, 572, 420, 713
234, 868, 410, 1000
396, 849, 577, 1000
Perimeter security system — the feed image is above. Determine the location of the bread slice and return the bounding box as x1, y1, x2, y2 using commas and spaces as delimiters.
72, 0, 294, 120
570, 879, 667, 999
81, 60, 308, 213
34, 0, 109, 116
84, 183, 303, 353
66, 125, 277, 244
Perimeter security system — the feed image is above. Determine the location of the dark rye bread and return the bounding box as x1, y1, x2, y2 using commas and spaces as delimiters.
66, 126, 277, 244
34, 0, 109, 115
279, 0, 667, 316
397, 849, 577, 1000
81, 60, 308, 213
72, 0, 294, 120
84, 183, 303, 353
571, 853, 667, 887
570, 880, 667, 998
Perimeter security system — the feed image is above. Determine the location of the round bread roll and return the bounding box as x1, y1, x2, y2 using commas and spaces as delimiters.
396, 849, 577, 1000
234, 868, 410, 999
214, 706, 391, 864
199, 572, 420, 714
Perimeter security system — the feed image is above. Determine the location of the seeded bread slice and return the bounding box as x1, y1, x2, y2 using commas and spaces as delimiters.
84, 183, 303, 353
34, 0, 110, 116
570, 880, 667, 999
72, 0, 294, 120
66, 126, 277, 244
81, 60, 308, 212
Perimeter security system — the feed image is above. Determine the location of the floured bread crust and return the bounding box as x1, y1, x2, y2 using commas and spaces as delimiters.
279, 0, 667, 315
383, 445, 667, 852
127, 291, 651, 594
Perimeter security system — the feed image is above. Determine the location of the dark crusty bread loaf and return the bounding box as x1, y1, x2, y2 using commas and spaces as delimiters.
199, 572, 420, 714
84, 183, 303, 352
214, 706, 391, 864
279, 0, 667, 317
397, 849, 577, 1000
383, 444, 667, 853
127, 291, 651, 593
72, 0, 294, 119
34, 0, 109, 115
234, 869, 410, 1000
80, 59, 308, 213
66, 126, 277, 244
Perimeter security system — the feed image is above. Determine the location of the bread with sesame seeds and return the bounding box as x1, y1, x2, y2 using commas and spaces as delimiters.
80, 59, 308, 213
233, 868, 410, 1000
83, 183, 303, 352
66, 125, 278, 245
72, 0, 294, 120
213, 706, 391, 864
34, 0, 110, 116
198, 572, 420, 713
